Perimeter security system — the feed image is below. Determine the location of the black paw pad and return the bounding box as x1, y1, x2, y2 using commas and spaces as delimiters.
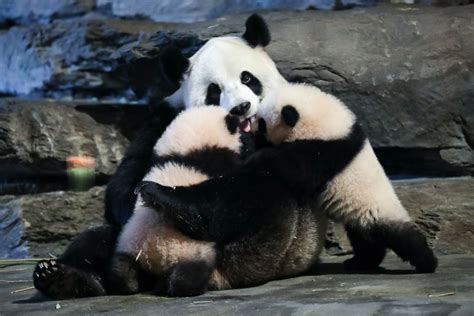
32, 260, 106, 299
33, 260, 65, 298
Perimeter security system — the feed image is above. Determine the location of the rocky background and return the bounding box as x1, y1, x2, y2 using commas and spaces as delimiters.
0, 1, 473, 258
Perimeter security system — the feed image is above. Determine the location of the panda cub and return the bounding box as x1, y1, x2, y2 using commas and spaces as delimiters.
108, 106, 243, 297
140, 83, 438, 274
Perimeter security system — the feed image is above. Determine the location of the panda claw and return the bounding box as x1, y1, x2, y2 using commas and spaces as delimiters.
33, 259, 106, 299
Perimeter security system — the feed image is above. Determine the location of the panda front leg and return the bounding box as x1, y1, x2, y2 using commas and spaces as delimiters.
167, 260, 215, 297
344, 221, 438, 273
107, 252, 142, 295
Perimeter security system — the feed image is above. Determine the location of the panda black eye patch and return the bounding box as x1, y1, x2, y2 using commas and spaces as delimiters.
205, 83, 221, 105
241, 71, 262, 96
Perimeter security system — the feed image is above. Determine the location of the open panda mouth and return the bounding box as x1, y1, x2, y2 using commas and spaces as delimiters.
239, 116, 256, 133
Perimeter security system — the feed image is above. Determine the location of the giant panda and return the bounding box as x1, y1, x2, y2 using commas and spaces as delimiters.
108, 106, 243, 297
33, 14, 286, 299
139, 82, 438, 275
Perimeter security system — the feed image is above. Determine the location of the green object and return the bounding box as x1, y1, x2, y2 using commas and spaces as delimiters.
67, 167, 95, 191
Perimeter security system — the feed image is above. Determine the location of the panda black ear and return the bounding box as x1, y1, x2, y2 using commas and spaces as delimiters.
281, 105, 299, 127
159, 46, 190, 87
242, 14, 271, 48
225, 115, 240, 134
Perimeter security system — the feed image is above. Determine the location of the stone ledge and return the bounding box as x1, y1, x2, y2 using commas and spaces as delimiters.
1, 254, 473, 314
1, 177, 472, 258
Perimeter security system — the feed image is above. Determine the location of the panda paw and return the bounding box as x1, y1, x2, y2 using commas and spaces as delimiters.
33, 259, 106, 299
135, 181, 169, 208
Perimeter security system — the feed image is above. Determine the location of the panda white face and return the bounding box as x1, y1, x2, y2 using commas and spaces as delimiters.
256, 83, 356, 144
163, 15, 286, 132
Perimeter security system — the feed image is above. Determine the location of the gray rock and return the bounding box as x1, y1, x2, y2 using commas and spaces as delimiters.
0, 0, 96, 25
1, 254, 473, 314
2, 177, 471, 259
97, 0, 376, 23
325, 177, 474, 256
0, 5, 473, 175
0, 200, 28, 258
0, 187, 105, 258
0, 98, 132, 186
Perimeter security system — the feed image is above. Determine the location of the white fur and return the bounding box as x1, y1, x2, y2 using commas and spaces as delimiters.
116, 206, 216, 275
320, 140, 410, 226
261, 82, 410, 226
143, 162, 208, 188
258, 83, 356, 144
154, 106, 241, 157
117, 106, 241, 279
166, 36, 286, 117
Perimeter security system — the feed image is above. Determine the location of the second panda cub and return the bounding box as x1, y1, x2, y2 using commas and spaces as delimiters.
108, 106, 242, 297
142, 83, 438, 273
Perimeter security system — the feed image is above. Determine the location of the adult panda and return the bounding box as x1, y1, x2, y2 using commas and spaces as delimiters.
105, 13, 286, 228
33, 14, 286, 299
140, 82, 438, 277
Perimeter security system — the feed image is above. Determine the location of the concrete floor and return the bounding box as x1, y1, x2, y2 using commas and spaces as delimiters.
1, 254, 473, 315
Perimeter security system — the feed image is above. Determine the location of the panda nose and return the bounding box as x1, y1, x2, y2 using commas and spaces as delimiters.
230, 102, 251, 116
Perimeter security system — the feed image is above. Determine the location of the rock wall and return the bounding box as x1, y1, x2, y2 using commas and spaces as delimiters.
1, 178, 471, 258
1, 5, 473, 177
0, 0, 375, 26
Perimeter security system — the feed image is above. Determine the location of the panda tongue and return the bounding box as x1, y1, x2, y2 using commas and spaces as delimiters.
239, 119, 251, 133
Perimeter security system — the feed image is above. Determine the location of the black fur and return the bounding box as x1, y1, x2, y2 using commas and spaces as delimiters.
107, 253, 141, 295
345, 222, 438, 273
257, 118, 267, 134
140, 123, 366, 243
281, 105, 299, 127
33, 260, 106, 299
225, 115, 240, 134
242, 14, 271, 47
167, 261, 214, 297
105, 101, 180, 227
205, 83, 221, 105
33, 225, 118, 299
159, 46, 190, 88
151, 147, 243, 179
241, 71, 263, 96
344, 224, 387, 270
230, 102, 251, 116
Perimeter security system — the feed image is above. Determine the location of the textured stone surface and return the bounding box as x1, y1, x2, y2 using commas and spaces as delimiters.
1, 178, 472, 259
0, 0, 375, 26
326, 177, 474, 256
1, 254, 473, 314
0, 5, 473, 175
97, 0, 376, 23
0, 0, 95, 26
0, 187, 105, 258
0, 98, 138, 188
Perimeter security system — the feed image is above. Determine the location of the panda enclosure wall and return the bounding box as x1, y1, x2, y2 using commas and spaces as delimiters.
0, 3, 473, 258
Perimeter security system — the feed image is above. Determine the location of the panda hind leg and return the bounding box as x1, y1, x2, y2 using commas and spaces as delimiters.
33, 225, 118, 299
167, 261, 214, 297
380, 221, 438, 273
343, 224, 387, 271
33, 259, 106, 299
107, 252, 142, 295
344, 221, 438, 273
